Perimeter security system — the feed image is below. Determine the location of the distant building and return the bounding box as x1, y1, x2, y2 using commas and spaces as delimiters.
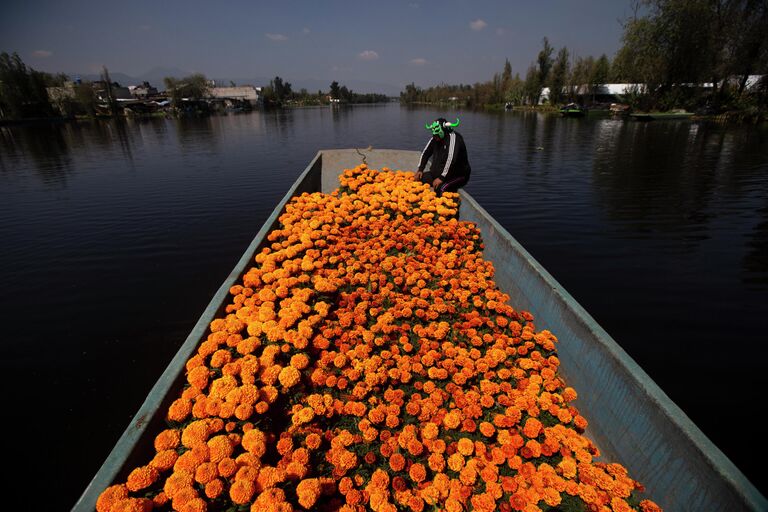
129, 82, 158, 99
92, 81, 133, 102
208, 85, 261, 105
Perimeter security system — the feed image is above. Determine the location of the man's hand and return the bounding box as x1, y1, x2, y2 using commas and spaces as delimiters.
415, 170, 423, 181
432, 177, 443, 189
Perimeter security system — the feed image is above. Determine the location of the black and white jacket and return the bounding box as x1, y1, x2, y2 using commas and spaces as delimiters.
417, 131, 472, 182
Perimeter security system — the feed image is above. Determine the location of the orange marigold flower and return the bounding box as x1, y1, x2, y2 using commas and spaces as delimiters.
389, 453, 406, 472
443, 411, 461, 429
447, 452, 465, 472
457, 437, 474, 456
96, 484, 129, 512
428, 452, 445, 472
167, 398, 192, 422
241, 428, 267, 457
108, 498, 153, 512
204, 479, 224, 499
522, 417, 542, 439
179, 497, 206, 512
421, 422, 439, 440
154, 429, 181, 451
149, 449, 178, 471
126, 465, 159, 492
229, 479, 256, 504
207, 435, 233, 463
640, 500, 663, 512
194, 462, 218, 484
278, 365, 301, 388
296, 478, 322, 509
409, 463, 427, 483
305, 432, 322, 450
479, 421, 495, 437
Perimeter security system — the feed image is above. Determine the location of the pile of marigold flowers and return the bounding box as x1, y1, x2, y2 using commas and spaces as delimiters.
97, 165, 662, 512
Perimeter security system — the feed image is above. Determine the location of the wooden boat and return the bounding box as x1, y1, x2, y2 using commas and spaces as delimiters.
630, 111, 694, 121
72, 149, 767, 512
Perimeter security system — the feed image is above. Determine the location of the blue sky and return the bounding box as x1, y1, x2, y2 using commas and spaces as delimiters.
2, 0, 635, 92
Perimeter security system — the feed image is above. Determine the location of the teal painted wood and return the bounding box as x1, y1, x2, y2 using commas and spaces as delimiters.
73, 149, 767, 512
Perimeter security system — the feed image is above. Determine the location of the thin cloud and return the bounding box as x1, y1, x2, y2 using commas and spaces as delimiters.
409, 58, 427, 66
139, 24, 151, 31
302, 27, 310, 34
470, 19, 487, 31
265, 33, 288, 41
32, 50, 52, 58
358, 50, 379, 61
496, 27, 506, 36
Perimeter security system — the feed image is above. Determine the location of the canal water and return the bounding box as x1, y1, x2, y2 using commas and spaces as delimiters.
1, 103, 767, 509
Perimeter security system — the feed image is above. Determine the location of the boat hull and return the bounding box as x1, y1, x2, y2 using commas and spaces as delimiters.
73, 149, 766, 512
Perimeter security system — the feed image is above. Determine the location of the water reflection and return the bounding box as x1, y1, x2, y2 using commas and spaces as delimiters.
0, 123, 73, 187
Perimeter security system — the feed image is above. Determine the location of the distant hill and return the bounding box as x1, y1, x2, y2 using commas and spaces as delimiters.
68, 68, 402, 97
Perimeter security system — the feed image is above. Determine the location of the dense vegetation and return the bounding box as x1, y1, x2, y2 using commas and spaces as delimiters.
261, 77, 389, 107
401, 0, 768, 117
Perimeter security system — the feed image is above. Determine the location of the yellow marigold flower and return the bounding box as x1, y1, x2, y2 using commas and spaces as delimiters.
296, 478, 322, 509
96, 484, 129, 512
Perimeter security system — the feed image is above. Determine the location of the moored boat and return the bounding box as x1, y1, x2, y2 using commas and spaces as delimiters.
560, 103, 586, 117
72, 149, 767, 512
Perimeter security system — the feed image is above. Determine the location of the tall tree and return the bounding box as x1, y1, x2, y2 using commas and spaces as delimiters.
536, 37, 554, 103
589, 54, 611, 103
523, 65, 540, 105
329, 81, 341, 100
549, 47, 570, 105
0, 51, 55, 119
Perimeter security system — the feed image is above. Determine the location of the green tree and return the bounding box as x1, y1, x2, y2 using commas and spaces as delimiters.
549, 47, 570, 105
329, 81, 341, 100
589, 54, 611, 103
523, 65, 540, 105
0, 51, 55, 119
163, 73, 210, 107
535, 37, 554, 103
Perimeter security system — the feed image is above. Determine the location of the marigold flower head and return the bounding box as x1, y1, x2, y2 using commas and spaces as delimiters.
96, 484, 129, 512
296, 478, 322, 509
126, 465, 159, 492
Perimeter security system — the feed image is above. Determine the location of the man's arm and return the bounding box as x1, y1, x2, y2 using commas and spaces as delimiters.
417, 138, 434, 173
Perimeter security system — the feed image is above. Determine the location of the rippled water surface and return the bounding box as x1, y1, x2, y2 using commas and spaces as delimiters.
1, 104, 767, 508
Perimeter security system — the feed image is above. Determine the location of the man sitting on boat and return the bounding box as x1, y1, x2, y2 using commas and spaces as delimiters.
416, 117, 472, 195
